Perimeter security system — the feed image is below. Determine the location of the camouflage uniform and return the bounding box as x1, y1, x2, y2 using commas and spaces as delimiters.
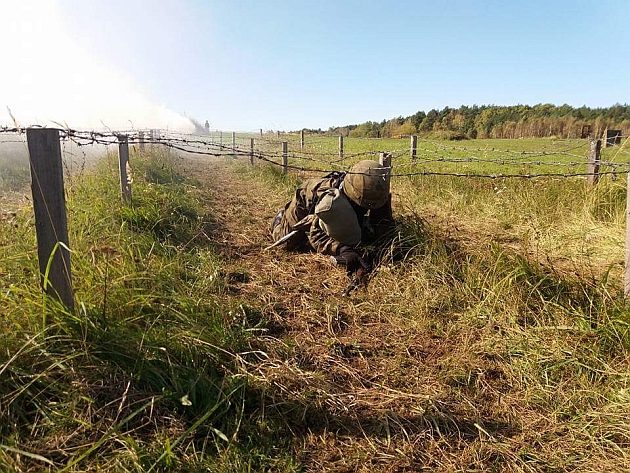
271, 171, 393, 256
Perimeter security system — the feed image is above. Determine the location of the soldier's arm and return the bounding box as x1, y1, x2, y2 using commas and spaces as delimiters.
307, 216, 343, 255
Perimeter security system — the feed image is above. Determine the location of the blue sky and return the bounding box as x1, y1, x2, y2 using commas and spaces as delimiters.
3, 0, 629, 130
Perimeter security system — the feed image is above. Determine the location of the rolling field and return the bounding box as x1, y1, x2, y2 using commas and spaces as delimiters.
1, 136, 630, 471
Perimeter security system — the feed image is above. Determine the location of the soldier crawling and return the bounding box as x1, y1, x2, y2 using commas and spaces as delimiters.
269, 160, 394, 284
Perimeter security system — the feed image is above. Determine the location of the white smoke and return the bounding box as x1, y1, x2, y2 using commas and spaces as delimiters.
0, 0, 194, 131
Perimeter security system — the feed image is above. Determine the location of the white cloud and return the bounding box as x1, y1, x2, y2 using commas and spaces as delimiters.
0, 0, 193, 131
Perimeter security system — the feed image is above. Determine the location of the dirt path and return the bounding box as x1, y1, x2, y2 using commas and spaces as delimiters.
183, 157, 518, 472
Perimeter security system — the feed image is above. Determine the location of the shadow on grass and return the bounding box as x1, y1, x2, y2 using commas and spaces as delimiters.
384, 215, 626, 336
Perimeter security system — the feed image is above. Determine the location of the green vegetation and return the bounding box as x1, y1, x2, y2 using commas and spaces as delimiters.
257, 134, 630, 278
261, 134, 629, 176
0, 147, 30, 192
3, 135, 630, 471
229, 150, 630, 471
0, 151, 297, 472
311, 103, 630, 139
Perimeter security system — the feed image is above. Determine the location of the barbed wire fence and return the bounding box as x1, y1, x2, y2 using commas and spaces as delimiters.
1, 125, 630, 310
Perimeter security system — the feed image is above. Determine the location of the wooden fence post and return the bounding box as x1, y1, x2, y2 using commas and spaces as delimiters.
379, 152, 392, 169
379, 151, 392, 191
152, 129, 160, 151
219, 131, 223, 147
277, 130, 280, 139
26, 128, 74, 311
339, 135, 344, 160
250, 138, 255, 166
260, 128, 263, 137
232, 131, 236, 151
282, 141, 288, 174
138, 131, 145, 152
410, 135, 417, 160
626, 171, 630, 297
118, 135, 132, 203
300, 129, 305, 150
588, 139, 601, 185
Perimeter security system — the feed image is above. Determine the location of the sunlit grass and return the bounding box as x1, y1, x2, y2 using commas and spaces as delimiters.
244, 133, 629, 177
0, 150, 297, 472
232, 139, 630, 470
3, 135, 630, 471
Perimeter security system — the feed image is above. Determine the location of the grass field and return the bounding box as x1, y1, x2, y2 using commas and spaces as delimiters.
0, 141, 30, 193
249, 133, 629, 175
248, 134, 630, 283
2, 136, 630, 471
0, 151, 297, 471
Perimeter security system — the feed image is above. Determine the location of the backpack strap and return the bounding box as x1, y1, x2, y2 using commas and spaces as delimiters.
306, 171, 347, 214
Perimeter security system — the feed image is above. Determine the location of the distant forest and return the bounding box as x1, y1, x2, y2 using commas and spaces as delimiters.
313, 104, 630, 140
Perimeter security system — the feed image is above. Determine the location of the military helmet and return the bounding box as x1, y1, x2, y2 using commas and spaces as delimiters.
342, 160, 390, 209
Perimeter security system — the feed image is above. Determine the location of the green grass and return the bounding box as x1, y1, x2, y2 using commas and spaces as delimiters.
243, 132, 630, 176
0, 157, 30, 192
228, 139, 630, 470
0, 150, 298, 472
4, 135, 630, 471
244, 133, 629, 281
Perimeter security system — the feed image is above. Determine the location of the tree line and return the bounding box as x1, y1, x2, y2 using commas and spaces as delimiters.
312, 104, 630, 140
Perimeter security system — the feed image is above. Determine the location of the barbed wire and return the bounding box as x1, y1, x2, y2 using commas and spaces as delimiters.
413, 146, 583, 161
419, 139, 588, 157
66, 133, 615, 179
4, 126, 630, 180
250, 150, 628, 179
406, 156, 629, 168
